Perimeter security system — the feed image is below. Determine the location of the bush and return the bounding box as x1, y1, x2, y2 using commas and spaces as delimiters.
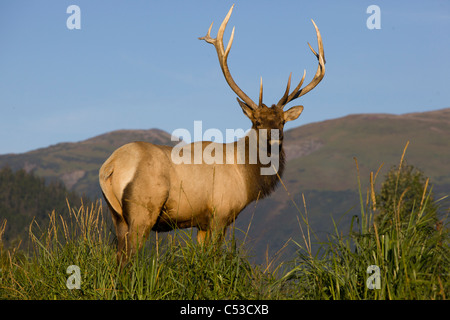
283, 151, 449, 299
376, 161, 439, 232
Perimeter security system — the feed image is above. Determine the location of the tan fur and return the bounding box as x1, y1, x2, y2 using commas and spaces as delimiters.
100, 140, 255, 263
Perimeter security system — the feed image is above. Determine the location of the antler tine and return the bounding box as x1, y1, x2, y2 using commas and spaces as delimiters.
277, 72, 292, 108
218, 6, 234, 59
199, 21, 214, 44
259, 77, 263, 107
277, 19, 325, 109
199, 5, 259, 111
277, 70, 306, 108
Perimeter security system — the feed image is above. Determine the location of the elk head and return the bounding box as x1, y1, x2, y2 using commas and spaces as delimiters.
199, 4, 326, 151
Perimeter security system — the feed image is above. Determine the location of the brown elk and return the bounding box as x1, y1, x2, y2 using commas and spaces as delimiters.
99, 4, 325, 263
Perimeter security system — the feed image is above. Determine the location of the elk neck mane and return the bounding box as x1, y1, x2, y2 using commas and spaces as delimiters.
236, 133, 286, 202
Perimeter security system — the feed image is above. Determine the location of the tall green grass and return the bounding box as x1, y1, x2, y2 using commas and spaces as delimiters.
0, 151, 448, 300
282, 151, 449, 300
0, 200, 287, 300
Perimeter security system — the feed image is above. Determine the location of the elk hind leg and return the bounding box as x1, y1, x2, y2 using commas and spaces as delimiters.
124, 204, 159, 259
104, 198, 129, 265
113, 214, 129, 265
123, 190, 167, 260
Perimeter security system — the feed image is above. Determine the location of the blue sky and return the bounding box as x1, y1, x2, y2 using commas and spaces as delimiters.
1, 0, 449, 154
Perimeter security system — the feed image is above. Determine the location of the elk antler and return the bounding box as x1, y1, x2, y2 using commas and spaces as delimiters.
199, 4, 260, 110
276, 20, 326, 109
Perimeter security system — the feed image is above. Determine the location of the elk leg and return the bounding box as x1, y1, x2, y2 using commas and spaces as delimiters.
197, 229, 209, 244
114, 215, 129, 265
124, 201, 161, 259
197, 221, 228, 245
104, 200, 129, 265
121, 175, 169, 260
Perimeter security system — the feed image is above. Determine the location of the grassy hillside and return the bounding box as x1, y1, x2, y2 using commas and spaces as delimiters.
1, 187, 448, 300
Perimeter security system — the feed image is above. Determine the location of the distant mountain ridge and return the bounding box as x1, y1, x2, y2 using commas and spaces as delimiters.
0, 128, 177, 197
1, 108, 449, 262
283, 108, 450, 190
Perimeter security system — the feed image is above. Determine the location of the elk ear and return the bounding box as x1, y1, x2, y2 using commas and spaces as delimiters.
236, 98, 254, 120
284, 105, 304, 122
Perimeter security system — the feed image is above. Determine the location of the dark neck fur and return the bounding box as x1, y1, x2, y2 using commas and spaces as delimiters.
238, 133, 286, 202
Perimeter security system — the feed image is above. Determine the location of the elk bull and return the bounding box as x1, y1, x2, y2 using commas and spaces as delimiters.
99, 5, 325, 263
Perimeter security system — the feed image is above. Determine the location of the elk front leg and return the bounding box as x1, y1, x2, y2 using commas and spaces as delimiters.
197, 229, 210, 244
197, 223, 227, 245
